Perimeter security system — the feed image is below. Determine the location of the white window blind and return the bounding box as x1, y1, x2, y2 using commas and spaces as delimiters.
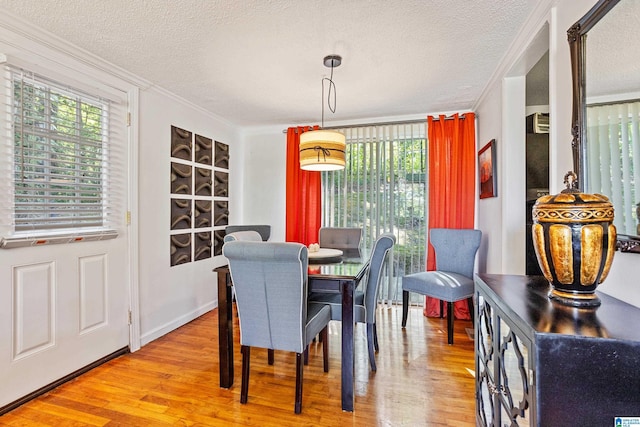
321, 122, 427, 303
587, 101, 640, 235
1, 62, 126, 246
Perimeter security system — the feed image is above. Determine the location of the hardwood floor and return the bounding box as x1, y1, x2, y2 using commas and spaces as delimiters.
0, 305, 476, 426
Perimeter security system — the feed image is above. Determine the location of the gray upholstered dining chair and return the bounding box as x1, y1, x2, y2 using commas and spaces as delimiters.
223, 230, 262, 243
223, 230, 263, 301
401, 228, 482, 344
309, 232, 395, 372
225, 225, 271, 241
318, 227, 363, 250
223, 229, 275, 361
222, 241, 331, 414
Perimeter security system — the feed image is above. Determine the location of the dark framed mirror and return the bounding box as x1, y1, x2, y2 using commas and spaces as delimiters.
569, 0, 640, 253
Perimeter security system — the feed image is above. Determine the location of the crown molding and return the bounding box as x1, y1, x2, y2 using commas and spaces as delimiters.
0, 9, 150, 90
474, 0, 556, 111
0, 8, 237, 128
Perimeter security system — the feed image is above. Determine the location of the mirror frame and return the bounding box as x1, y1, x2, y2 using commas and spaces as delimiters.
568, 0, 640, 253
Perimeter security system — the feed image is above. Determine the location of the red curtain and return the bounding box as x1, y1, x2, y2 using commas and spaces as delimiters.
425, 113, 477, 320
285, 126, 322, 246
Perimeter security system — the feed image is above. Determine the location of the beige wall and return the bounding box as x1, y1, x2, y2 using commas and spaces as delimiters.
137, 87, 240, 344
238, 127, 288, 241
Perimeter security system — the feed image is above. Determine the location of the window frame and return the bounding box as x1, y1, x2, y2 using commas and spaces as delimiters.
0, 62, 124, 248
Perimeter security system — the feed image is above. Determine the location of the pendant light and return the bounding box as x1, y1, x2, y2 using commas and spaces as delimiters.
299, 55, 346, 171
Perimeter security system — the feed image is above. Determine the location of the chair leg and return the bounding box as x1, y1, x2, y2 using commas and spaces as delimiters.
447, 302, 454, 345
240, 345, 250, 404
440, 299, 444, 318
402, 290, 409, 327
366, 323, 377, 372
303, 346, 308, 365
321, 326, 329, 373
467, 296, 475, 324
373, 322, 379, 352
268, 348, 274, 365
295, 352, 304, 414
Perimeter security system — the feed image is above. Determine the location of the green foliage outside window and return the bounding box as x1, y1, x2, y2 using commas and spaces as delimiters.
13, 76, 107, 230
322, 131, 427, 301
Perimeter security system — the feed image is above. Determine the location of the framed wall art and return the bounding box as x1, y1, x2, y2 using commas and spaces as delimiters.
479, 139, 497, 199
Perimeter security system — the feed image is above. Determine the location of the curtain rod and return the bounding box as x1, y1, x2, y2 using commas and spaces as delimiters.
282, 114, 470, 133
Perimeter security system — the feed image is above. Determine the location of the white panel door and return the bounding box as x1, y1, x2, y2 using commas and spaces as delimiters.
0, 235, 130, 408
0, 77, 131, 409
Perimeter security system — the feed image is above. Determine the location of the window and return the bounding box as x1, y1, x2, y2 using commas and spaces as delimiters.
321, 122, 427, 303
587, 101, 640, 235
1, 64, 125, 245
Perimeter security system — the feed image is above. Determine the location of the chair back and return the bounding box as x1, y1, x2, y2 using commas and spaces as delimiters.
430, 228, 482, 279
319, 227, 362, 249
223, 241, 309, 354
223, 230, 262, 242
225, 225, 271, 241
362, 233, 396, 323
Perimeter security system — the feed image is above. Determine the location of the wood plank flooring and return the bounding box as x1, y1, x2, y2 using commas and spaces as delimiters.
0, 305, 476, 426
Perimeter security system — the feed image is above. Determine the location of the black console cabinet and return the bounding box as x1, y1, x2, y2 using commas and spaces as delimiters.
474, 274, 640, 426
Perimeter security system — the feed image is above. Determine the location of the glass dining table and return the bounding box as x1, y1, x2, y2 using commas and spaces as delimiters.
214, 248, 369, 412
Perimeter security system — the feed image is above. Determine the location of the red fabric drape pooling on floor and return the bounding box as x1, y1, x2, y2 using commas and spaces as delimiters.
425, 113, 477, 320
285, 126, 322, 246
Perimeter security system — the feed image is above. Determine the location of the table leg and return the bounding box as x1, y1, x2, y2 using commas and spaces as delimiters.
217, 268, 234, 388
341, 278, 355, 412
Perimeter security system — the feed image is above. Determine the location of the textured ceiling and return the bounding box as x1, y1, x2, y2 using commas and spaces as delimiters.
586, 0, 640, 100
0, 0, 540, 127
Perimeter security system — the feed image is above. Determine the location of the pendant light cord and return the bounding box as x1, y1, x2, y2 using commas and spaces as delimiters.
321, 61, 337, 127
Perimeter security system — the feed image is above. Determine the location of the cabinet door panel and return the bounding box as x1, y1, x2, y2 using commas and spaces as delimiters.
498, 317, 531, 426
476, 295, 495, 426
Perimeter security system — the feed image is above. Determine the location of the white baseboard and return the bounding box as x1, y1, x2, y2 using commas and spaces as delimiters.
140, 301, 217, 346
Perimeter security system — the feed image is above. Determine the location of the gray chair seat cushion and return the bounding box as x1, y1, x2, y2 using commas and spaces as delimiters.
402, 271, 474, 302
308, 290, 365, 322
305, 303, 331, 345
